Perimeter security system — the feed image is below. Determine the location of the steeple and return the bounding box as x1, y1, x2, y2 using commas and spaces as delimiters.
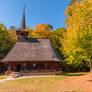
16, 6, 28, 38
20, 6, 26, 29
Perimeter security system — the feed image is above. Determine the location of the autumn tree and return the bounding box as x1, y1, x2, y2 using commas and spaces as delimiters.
8, 26, 17, 42
35, 24, 53, 31
62, 0, 92, 72
28, 24, 52, 39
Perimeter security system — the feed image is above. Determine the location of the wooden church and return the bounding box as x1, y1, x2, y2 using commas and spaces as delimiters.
2, 7, 63, 75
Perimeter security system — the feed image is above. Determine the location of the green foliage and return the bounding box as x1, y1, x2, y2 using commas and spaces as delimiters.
0, 24, 17, 60
50, 28, 66, 57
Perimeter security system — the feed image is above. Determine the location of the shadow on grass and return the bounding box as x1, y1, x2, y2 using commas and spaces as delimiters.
56, 73, 86, 76
88, 80, 92, 82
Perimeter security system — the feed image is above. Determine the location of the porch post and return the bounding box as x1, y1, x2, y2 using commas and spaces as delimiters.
38, 62, 40, 71
7, 63, 12, 74
23, 62, 26, 73
51, 62, 53, 70
45, 62, 47, 70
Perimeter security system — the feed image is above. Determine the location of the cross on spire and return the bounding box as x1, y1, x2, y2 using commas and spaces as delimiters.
20, 6, 26, 29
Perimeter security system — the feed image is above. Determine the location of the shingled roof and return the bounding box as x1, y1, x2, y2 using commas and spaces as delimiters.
2, 38, 62, 62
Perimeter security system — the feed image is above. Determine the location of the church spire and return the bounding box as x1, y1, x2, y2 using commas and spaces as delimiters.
20, 6, 26, 29
16, 6, 28, 38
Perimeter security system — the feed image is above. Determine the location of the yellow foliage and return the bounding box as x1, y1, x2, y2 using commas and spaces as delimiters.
8, 29, 17, 42
63, 0, 92, 55
34, 24, 50, 32
28, 24, 52, 39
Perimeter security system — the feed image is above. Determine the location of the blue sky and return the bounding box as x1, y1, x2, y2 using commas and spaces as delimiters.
0, 0, 70, 30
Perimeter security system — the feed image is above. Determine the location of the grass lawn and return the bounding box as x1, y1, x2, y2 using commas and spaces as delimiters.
0, 75, 6, 80
0, 72, 92, 92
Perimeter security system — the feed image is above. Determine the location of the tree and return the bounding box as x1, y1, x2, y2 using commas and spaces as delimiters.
50, 28, 66, 57
0, 24, 9, 60
0, 24, 17, 73
0, 24, 17, 60
62, 0, 92, 71
35, 24, 53, 32
8, 26, 17, 42
47, 24, 53, 30
28, 24, 52, 39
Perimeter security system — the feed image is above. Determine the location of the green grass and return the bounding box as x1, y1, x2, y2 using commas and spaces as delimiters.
0, 72, 90, 92
0, 75, 6, 80
63, 72, 89, 76
0, 76, 66, 92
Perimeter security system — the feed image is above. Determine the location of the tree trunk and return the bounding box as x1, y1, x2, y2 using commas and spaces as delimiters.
89, 61, 92, 72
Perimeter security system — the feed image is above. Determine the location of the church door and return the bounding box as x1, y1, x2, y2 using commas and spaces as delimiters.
16, 65, 21, 72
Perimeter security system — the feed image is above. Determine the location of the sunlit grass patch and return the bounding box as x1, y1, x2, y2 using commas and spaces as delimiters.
0, 75, 6, 80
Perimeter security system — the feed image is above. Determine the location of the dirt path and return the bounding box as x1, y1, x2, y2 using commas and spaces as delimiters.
59, 73, 92, 92
0, 75, 56, 82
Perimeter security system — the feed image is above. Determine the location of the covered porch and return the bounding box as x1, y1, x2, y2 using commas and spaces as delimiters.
6, 61, 62, 75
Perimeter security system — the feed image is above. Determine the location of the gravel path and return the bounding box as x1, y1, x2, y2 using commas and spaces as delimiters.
0, 75, 56, 82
